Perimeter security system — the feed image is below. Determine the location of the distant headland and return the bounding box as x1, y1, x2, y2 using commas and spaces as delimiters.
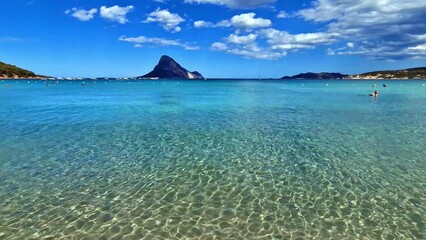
346, 67, 426, 79
281, 72, 348, 80
1, 57, 426, 80
0, 61, 49, 79
281, 68, 426, 80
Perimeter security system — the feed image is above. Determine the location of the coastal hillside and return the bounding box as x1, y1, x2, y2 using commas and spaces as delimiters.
348, 67, 426, 79
0, 61, 49, 79
138, 55, 204, 79
0, 61, 37, 78
281, 72, 348, 79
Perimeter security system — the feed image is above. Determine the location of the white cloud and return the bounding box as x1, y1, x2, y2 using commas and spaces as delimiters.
327, 48, 335, 55
211, 32, 287, 59
100, 5, 134, 24
193, 20, 229, 28
258, 28, 339, 47
229, 13, 271, 29
277, 11, 288, 18
194, 13, 271, 30
184, 0, 275, 9
228, 48, 286, 59
65, 8, 97, 21
194, 20, 213, 28
226, 33, 257, 44
211, 42, 228, 51
297, 0, 426, 59
145, 8, 185, 33
407, 44, 426, 51
119, 36, 178, 46
204, 0, 426, 60
211, 41, 287, 59
119, 36, 199, 50
210, 28, 339, 60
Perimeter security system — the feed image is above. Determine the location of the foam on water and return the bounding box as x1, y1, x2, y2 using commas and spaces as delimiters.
0, 80, 425, 239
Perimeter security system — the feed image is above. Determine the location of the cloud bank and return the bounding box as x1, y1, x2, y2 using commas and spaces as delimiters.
194, 13, 271, 30
298, 0, 426, 59
208, 0, 426, 60
119, 36, 199, 50
64, 0, 426, 60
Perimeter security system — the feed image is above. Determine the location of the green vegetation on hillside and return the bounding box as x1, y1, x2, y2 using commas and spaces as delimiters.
0, 61, 36, 78
358, 67, 426, 79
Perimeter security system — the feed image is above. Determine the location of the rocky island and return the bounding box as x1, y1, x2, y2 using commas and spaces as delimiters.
281, 72, 348, 79
138, 55, 204, 79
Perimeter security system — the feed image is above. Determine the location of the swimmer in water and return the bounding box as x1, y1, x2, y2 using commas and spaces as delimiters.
369, 90, 379, 97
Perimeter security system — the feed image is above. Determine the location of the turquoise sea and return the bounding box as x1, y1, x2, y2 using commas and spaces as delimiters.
0, 79, 425, 239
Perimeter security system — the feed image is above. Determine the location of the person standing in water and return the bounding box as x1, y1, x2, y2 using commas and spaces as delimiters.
369, 82, 379, 96
369, 90, 379, 96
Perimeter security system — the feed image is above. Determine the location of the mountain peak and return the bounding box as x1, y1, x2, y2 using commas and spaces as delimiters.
159, 55, 173, 62
139, 55, 204, 79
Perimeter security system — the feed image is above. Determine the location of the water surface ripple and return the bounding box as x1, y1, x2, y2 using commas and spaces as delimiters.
0, 80, 425, 239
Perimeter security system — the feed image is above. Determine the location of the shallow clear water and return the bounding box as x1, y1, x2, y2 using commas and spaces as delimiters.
0, 79, 425, 239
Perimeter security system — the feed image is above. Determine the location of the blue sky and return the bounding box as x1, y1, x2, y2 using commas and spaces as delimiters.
1, 0, 426, 78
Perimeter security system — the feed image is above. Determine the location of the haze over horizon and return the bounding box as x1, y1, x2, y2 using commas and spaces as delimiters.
1, 0, 426, 78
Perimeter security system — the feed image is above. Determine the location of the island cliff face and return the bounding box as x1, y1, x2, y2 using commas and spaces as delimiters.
138, 55, 204, 79
281, 72, 348, 79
